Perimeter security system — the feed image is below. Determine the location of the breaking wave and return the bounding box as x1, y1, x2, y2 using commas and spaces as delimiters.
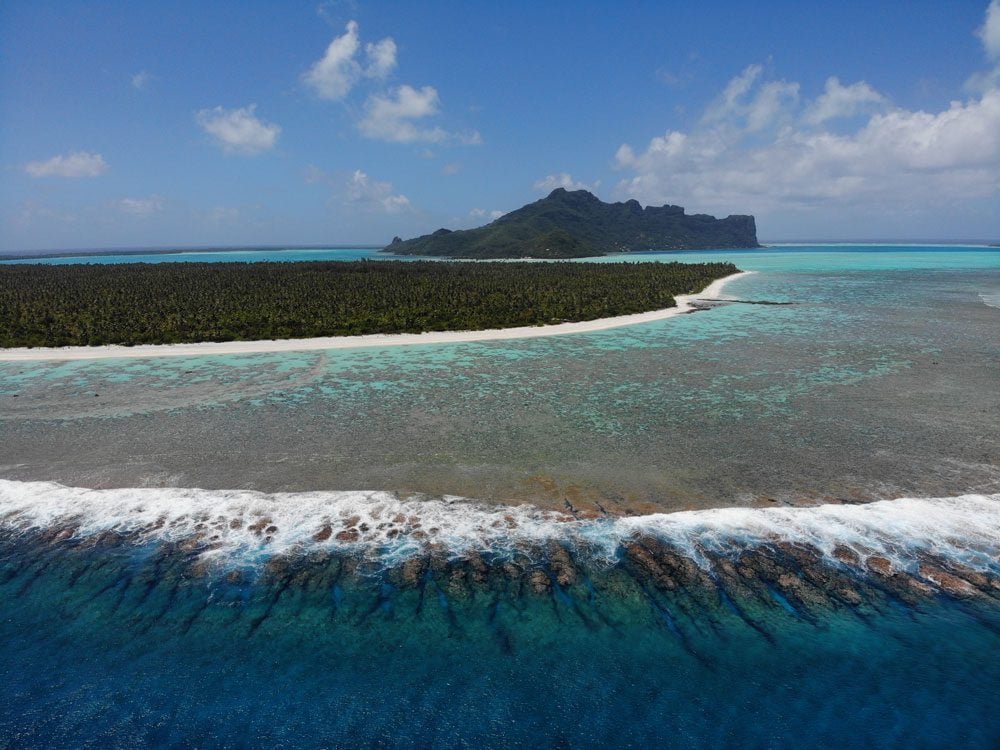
1, 480, 998, 575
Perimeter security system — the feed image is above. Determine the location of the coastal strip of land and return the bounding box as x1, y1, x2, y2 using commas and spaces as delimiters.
0, 271, 750, 362
1, 259, 737, 348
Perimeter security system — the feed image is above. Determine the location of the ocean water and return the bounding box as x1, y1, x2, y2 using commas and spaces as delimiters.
0, 247, 385, 265
1, 245, 999, 747
1, 242, 995, 268
1, 481, 999, 748
3, 246, 997, 506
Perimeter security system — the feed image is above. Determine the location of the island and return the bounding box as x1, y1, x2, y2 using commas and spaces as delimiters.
0, 260, 739, 349
385, 188, 760, 259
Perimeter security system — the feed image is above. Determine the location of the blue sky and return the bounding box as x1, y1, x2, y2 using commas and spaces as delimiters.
2, 1, 999, 252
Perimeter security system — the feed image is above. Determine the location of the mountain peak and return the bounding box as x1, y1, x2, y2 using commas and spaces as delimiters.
546, 187, 599, 202
386, 192, 758, 259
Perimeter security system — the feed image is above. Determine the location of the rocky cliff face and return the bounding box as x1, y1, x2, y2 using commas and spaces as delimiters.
386, 188, 760, 258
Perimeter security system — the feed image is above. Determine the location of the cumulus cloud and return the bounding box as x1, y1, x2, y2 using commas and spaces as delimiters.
113, 196, 164, 217
803, 77, 887, 125
747, 80, 800, 131
703, 64, 799, 131
533, 173, 599, 193
614, 31, 1000, 222
305, 20, 477, 146
969, 1, 1000, 91
24, 151, 108, 178
469, 207, 505, 221
365, 37, 398, 79
346, 170, 412, 213
980, 0, 1000, 60
358, 85, 481, 144
359, 85, 441, 141
303, 21, 396, 100
704, 64, 763, 121
196, 105, 281, 155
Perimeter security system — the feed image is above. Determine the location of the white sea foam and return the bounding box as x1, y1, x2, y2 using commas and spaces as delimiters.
612, 496, 1000, 572
0, 480, 574, 565
0, 480, 997, 573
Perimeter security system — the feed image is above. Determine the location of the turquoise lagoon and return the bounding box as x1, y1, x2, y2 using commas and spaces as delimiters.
1, 245, 999, 747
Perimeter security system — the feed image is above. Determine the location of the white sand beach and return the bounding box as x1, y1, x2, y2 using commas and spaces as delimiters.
0, 271, 751, 362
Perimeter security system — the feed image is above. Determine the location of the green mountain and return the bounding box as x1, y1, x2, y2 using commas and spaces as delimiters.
384, 188, 760, 259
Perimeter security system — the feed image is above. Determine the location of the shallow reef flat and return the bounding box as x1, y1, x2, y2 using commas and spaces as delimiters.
2, 250, 997, 511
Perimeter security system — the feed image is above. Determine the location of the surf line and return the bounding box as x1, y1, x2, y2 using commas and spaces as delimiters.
1, 480, 998, 576
0, 271, 753, 362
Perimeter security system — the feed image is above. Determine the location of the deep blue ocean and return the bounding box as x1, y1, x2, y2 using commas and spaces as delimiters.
1, 245, 998, 748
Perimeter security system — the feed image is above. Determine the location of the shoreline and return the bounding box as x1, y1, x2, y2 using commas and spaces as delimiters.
0, 271, 751, 362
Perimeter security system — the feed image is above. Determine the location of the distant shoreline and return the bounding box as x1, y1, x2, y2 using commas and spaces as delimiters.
0, 245, 382, 262
0, 272, 751, 362
4, 241, 996, 263
762, 242, 999, 248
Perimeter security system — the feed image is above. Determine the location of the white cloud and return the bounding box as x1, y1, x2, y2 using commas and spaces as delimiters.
980, 0, 1000, 60
469, 207, 505, 221
361, 84, 440, 140
615, 60, 1000, 220
303, 21, 396, 100
747, 80, 800, 131
131, 71, 152, 90
703, 64, 762, 121
804, 77, 887, 125
969, 1, 1000, 91
304, 21, 360, 100
113, 196, 163, 217
442, 162, 461, 175
196, 105, 280, 155
365, 37, 398, 79
346, 170, 412, 213
358, 85, 481, 144
304, 20, 477, 146
533, 173, 599, 193
703, 64, 799, 131
24, 151, 108, 178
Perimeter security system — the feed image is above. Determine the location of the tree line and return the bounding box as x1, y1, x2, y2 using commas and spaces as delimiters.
0, 260, 739, 347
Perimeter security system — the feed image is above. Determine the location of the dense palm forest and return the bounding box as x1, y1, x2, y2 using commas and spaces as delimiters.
0, 260, 738, 348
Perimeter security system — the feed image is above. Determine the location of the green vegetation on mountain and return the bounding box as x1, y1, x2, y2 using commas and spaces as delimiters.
385, 188, 760, 259
0, 259, 738, 348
